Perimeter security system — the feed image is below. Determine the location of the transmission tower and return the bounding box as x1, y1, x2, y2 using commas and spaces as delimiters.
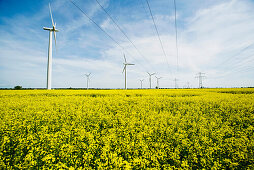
195, 72, 206, 88
187, 82, 190, 89
174, 78, 179, 89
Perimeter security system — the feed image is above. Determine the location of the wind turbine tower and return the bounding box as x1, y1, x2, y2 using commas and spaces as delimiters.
147, 72, 155, 89
139, 79, 144, 89
43, 3, 59, 90
85, 73, 91, 90
122, 54, 134, 89
155, 76, 162, 89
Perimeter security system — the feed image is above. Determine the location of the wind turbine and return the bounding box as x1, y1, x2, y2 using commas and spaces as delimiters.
122, 54, 134, 89
43, 3, 59, 90
155, 76, 162, 89
139, 79, 144, 89
147, 72, 155, 89
85, 73, 91, 90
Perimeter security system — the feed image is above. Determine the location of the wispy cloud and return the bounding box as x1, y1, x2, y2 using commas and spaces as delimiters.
0, 0, 254, 88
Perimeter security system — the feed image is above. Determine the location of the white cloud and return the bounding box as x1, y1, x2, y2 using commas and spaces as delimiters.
1, 0, 254, 88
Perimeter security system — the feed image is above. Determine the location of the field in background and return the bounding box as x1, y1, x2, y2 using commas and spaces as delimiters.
0, 89, 253, 169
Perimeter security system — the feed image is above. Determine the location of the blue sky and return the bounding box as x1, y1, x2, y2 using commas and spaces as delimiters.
0, 0, 254, 88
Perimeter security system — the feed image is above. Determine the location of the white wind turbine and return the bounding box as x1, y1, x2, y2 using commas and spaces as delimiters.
43, 3, 59, 90
147, 72, 155, 89
139, 79, 144, 89
155, 76, 162, 89
122, 54, 134, 89
85, 73, 91, 90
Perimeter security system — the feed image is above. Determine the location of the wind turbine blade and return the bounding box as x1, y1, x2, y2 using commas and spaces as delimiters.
49, 3, 55, 27
43, 27, 51, 30
53, 31, 57, 50
122, 65, 126, 73
123, 54, 127, 63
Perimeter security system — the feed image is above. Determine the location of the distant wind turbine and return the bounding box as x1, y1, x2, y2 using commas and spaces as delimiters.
139, 79, 144, 89
43, 3, 59, 90
155, 76, 162, 88
122, 54, 134, 89
85, 73, 91, 90
147, 72, 155, 89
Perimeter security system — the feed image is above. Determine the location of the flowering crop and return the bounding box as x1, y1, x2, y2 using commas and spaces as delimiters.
0, 89, 253, 169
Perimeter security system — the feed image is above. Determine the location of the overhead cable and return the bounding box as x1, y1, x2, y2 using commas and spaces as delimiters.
68, 0, 149, 72
95, 0, 154, 71
69, 0, 124, 50
145, 0, 171, 73
173, 0, 179, 72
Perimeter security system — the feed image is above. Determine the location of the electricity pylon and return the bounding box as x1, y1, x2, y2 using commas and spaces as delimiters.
195, 72, 206, 88
187, 82, 190, 89
174, 78, 179, 89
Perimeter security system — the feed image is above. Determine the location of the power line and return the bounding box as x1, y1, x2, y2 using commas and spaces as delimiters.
94, 0, 154, 71
145, 0, 171, 73
206, 44, 254, 80
209, 63, 254, 80
214, 42, 254, 69
141, 0, 150, 19
234, 66, 254, 74
68, 0, 148, 72
209, 53, 254, 79
69, 0, 125, 50
226, 53, 254, 70
173, 0, 179, 72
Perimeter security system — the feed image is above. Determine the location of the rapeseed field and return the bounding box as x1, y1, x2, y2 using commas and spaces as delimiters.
0, 89, 253, 169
